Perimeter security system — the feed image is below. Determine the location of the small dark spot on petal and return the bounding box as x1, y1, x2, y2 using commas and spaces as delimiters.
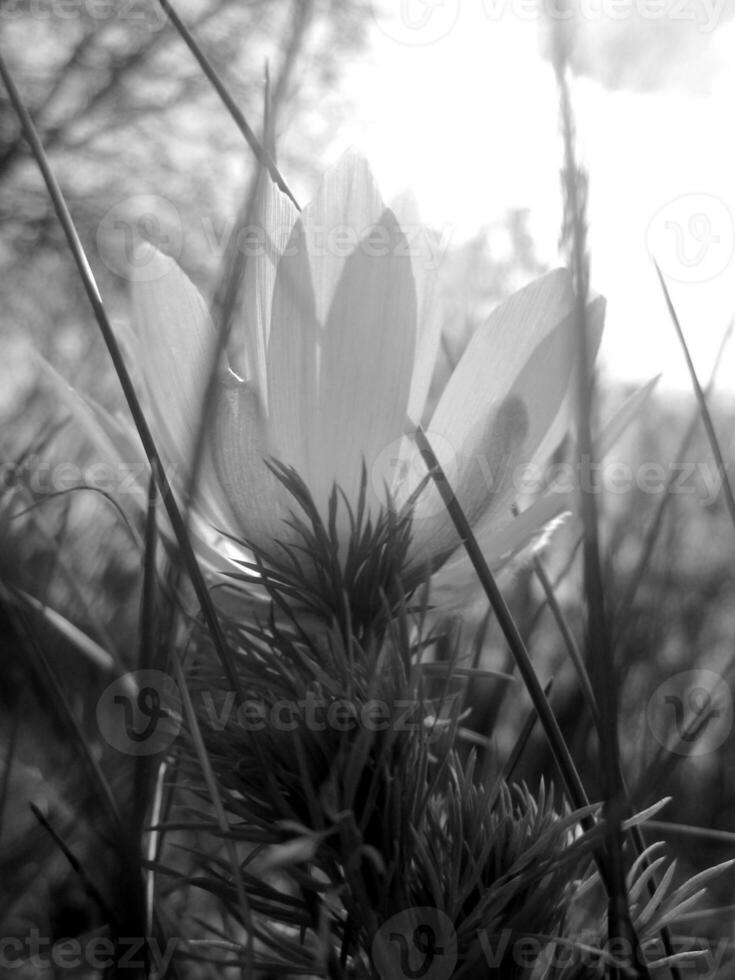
490, 395, 529, 458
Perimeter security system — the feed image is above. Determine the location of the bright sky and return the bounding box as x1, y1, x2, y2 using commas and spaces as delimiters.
319, 4, 735, 395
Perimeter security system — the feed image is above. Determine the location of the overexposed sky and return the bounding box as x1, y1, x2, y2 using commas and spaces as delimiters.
316, 3, 735, 393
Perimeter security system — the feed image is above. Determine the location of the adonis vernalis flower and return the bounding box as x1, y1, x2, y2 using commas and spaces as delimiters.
75, 152, 604, 601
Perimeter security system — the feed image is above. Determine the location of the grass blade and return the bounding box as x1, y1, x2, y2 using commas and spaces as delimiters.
0, 710, 20, 840
156, 0, 299, 209
614, 320, 733, 651
554, 43, 642, 977
0, 47, 244, 701
533, 559, 686, 980
30, 803, 115, 926
533, 554, 600, 730
169, 652, 254, 980
655, 264, 735, 533
413, 428, 613, 877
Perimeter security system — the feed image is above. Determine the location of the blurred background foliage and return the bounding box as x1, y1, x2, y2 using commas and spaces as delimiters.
1, 0, 735, 974
0, 0, 370, 407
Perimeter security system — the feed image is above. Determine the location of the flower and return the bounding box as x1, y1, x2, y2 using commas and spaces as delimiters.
63, 152, 605, 600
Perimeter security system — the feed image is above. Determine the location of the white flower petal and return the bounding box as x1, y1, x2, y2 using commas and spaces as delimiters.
313, 208, 418, 509
36, 355, 140, 464
528, 295, 606, 470
429, 269, 575, 447
391, 191, 444, 427
130, 246, 219, 472
211, 376, 293, 555
409, 398, 531, 567
40, 342, 235, 557
267, 219, 319, 484
300, 149, 385, 325
411, 272, 580, 564
241, 174, 299, 408
425, 491, 571, 609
